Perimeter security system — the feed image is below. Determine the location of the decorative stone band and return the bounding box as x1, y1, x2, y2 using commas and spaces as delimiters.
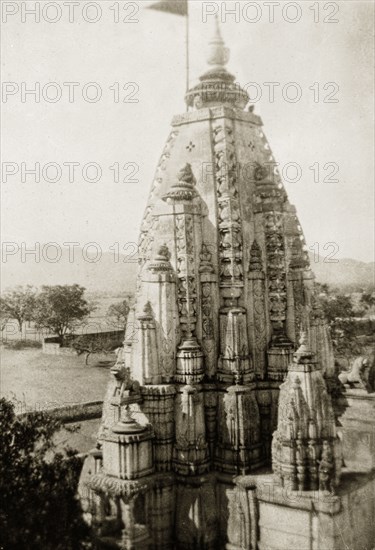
172, 106, 262, 127
173, 446, 211, 476
87, 472, 174, 499
185, 76, 250, 110
175, 338, 205, 384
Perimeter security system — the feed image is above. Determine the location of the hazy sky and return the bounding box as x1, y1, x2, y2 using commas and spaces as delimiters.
2, 0, 374, 263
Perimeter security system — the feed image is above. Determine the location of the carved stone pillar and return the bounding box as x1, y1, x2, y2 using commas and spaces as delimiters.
215, 382, 263, 474
248, 240, 268, 379
174, 475, 217, 550
199, 243, 218, 380
218, 297, 253, 384
148, 477, 175, 549
173, 384, 210, 476
141, 385, 176, 472
203, 383, 218, 465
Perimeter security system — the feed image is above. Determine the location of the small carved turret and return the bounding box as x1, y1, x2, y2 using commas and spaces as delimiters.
163, 163, 197, 203
148, 244, 172, 273
272, 333, 342, 492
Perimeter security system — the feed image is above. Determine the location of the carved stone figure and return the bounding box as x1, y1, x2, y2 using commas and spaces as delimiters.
319, 441, 335, 492
339, 356, 375, 393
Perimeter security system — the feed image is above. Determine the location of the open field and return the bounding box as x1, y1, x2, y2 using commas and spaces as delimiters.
0, 347, 113, 413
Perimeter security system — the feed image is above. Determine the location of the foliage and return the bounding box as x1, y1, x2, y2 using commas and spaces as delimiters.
0, 309, 10, 333
106, 299, 130, 330
0, 286, 37, 332
359, 292, 375, 315
319, 294, 354, 325
316, 287, 365, 364
0, 398, 92, 550
33, 285, 95, 343
72, 333, 119, 365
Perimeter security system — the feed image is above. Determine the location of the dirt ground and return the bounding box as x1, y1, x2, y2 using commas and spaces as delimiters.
0, 346, 113, 413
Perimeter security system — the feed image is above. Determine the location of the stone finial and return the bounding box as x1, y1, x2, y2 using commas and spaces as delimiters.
148, 244, 173, 273
143, 301, 153, 317
292, 376, 302, 390
298, 331, 309, 350
157, 244, 171, 260
207, 15, 230, 69
137, 301, 154, 321
163, 164, 197, 203
113, 405, 146, 434
185, 16, 249, 109
293, 331, 314, 364
254, 163, 268, 182
178, 163, 196, 186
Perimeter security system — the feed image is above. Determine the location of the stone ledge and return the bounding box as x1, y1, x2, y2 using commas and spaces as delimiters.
20, 400, 103, 423
171, 106, 263, 127
235, 469, 375, 515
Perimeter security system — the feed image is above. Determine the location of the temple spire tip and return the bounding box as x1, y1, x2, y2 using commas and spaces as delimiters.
207, 14, 230, 69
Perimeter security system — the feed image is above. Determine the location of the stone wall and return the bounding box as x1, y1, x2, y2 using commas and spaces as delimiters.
234, 470, 375, 550
20, 401, 103, 455
42, 330, 124, 355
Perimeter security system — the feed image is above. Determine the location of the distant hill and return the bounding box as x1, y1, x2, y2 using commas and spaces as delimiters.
309, 254, 375, 292
1, 247, 373, 293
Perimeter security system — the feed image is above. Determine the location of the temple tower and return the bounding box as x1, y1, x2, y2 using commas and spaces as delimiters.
84, 19, 342, 550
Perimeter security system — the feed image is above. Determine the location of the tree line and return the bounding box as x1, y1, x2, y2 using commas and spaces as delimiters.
0, 284, 130, 344
316, 284, 375, 367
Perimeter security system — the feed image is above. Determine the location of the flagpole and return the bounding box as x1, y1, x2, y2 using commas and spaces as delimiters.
185, 1, 189, 111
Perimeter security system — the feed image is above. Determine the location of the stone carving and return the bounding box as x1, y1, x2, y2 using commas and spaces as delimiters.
178, 162, 196, 185
201, 282, 214, 339
110, 361, 140, 407
175, 214, 197, 341
215, 384, 262, 474
213, 122, 244, 293
272, 335, 341, 491
263, 212, 289, 343
84, 19, 350, 550
148, 244, 172, 273
254, 163, 268, 182
318, 440, 335, 492
339, 356, 375, 393
248, 239, 263, 272
184, 18, 249, 110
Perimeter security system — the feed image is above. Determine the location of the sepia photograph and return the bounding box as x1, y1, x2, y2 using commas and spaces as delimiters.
1, 1, 374, 548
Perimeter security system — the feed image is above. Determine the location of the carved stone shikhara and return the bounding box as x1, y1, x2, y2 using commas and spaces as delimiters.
82, 19, 375, 550
272, 334, 341, 493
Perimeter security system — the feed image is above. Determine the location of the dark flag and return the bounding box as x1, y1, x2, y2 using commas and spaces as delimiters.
147, 0, 188, 17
